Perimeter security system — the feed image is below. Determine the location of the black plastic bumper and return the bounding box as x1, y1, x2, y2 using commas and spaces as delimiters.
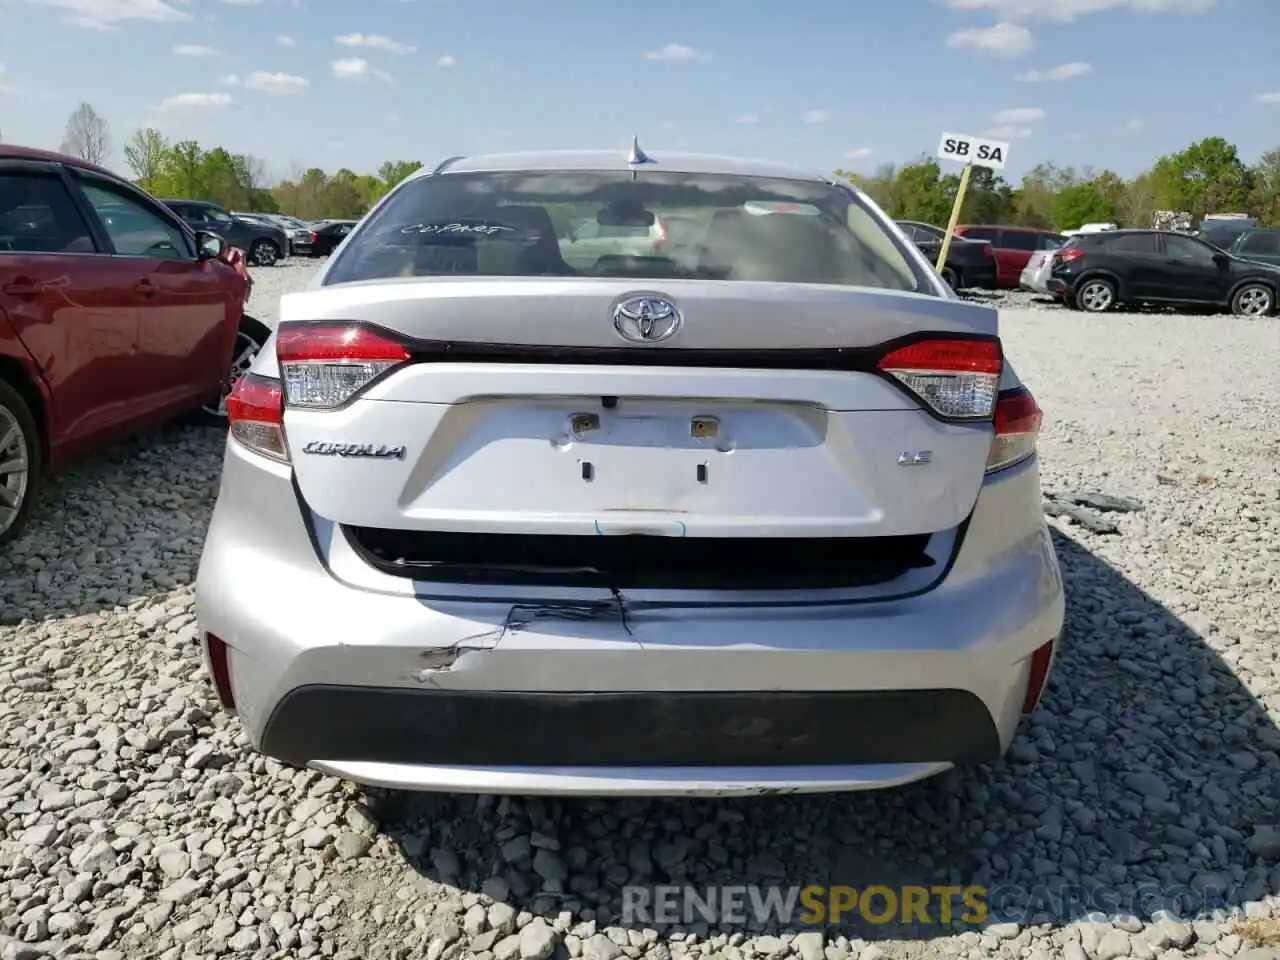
259, 686, 1003, 768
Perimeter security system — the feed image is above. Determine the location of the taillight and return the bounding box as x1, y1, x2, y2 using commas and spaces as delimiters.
276, 321, 411, 410
1021, 638, 1056, 714
986, 386, 1042, 473
310, 232, 318, 244
205, 633, 236, 711
1055, 246, 1085, 264
875, 337, 1002, 420
226, 372, 288, 463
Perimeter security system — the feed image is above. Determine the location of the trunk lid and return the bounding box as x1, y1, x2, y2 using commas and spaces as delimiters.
281, 278, 998, 541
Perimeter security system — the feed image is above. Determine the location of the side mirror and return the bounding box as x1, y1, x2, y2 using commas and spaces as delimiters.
195, 230, 225, 260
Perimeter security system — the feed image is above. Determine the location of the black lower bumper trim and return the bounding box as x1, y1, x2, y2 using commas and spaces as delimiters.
260, 687, 1002, 768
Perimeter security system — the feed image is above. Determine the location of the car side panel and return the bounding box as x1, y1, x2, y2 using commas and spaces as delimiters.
0, 250, 144, 465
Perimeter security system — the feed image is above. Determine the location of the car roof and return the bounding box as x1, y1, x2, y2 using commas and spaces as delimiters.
957, 224, 1059, 233
414, 149, 833, 184
0, 143, 119, 180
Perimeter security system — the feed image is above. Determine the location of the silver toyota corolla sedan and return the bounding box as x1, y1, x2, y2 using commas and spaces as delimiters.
196, 145, 1065, 797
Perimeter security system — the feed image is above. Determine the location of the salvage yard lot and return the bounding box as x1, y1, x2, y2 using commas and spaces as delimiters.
1, 261, 1278, 960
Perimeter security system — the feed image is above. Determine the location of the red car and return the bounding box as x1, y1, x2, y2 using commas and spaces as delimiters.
0, 144, 270, 545
953, 225, 1066, 289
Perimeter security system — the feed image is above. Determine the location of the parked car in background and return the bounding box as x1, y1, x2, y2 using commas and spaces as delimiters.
197, 146, 1065, 797
1228, 227, 1280, 267
254, 214, 314, 257
1046, 228, 1279, 316
302, 219, 358, 257
1198, 218, 1258, 252
0, 144, 271, 545
1019, 244, 1064, 295
953, 225, 1067, 289
895, 220, 998, 290
162, 199, 289, 267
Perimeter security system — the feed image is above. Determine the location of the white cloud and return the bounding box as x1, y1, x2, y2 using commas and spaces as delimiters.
1255, 92, 1280, 104
946, 22, 1034, 58
436, 54, 456, 67
243, 71, 308, 92
945, 0, 1213, 20
219, 0, 266, 5
173, 43, 217, 56
331, 56, 391, 81
335, 33, 416, 54
844, 148, 874, 160
735, 114, 761, 124
802, 108, 830, 124
986, 125, 1034, 139
157, 91, 233, 111
219, 73, 240, 85
1015, 60, 1092, 81
991, 106, 1047, 124
277, 34, 296, 47
24, 0, 191, 29
1122, 118, 1145, 132
642, 42, 711, 61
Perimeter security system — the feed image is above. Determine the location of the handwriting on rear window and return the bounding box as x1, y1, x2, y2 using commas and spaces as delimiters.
399, 222, 516, 237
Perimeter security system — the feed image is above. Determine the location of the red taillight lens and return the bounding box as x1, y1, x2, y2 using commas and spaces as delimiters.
987, 386, 1042, 472
876, 338, 1002, 420
310, 232, 318, 244
1021, 638, 1056, 714
205, 633, 236, 711
1055, 246, 1085, 264
276, 321, 412, 410
226, 372, 288, 463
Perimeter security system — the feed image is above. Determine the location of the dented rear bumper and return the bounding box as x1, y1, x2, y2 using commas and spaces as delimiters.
196, 438, 1065, 796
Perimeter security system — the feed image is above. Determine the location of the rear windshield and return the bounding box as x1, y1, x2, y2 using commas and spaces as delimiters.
323, 171, 924, 292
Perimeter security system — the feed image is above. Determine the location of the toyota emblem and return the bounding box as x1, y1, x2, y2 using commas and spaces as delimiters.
612, 295, 682, 343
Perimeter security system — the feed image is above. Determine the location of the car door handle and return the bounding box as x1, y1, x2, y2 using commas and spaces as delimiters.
1, 278, 44, 297
135, 279, 158, 298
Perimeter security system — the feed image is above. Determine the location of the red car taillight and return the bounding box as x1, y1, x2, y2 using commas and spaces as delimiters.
276, 321, 412, 411
875, 337, 1002, 420
226, 372, 288, 463
1055, 246, 1085, 265
310, 232, 318, 244
205, 633, 237, 711
986, 386, 1042, 473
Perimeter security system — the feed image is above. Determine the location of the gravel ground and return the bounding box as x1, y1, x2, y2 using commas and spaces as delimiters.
2, 259, 1279, 960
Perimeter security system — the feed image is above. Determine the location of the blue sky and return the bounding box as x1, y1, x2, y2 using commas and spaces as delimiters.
1, 0, 1276, 185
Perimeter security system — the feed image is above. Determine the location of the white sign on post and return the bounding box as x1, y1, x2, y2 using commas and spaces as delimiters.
936, 132, 1010, 171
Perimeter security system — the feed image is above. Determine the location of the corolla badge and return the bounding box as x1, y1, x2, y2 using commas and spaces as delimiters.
612, 295, 682, 343
301, 441, 407, 460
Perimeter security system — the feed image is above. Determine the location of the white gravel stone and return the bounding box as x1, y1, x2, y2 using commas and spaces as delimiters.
1, 265, 1277, 960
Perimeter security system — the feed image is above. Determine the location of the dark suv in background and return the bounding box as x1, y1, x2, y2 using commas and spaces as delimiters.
1046, 228, 1279, 317
161, 199, 289, 267
895, 220, 998, 291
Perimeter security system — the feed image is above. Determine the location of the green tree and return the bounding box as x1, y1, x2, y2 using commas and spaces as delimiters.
123, 128, 168, 193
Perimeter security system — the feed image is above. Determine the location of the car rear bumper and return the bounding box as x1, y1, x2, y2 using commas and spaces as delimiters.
196, 442, 1065, 796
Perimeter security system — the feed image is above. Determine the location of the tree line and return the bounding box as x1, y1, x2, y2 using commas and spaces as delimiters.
836, 137, 1280, 231
39, 103, 1280, 231
49, 103, 423, 220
